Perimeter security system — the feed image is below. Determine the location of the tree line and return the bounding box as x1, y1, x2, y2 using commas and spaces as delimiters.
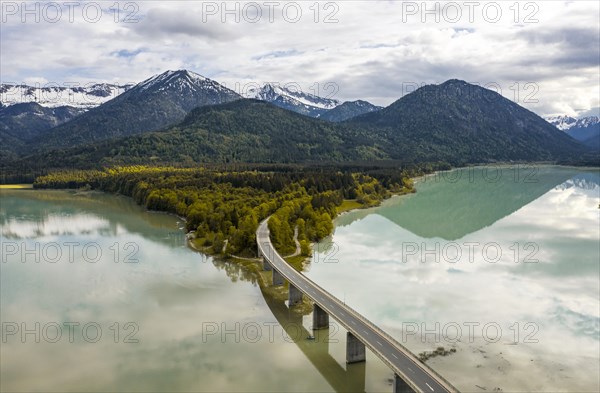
33, 165, 433, 257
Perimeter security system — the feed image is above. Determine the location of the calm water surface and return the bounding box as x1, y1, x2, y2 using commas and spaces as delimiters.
0, 190, 392, 392
308, 166, 600, 392
1, 165, 598, 392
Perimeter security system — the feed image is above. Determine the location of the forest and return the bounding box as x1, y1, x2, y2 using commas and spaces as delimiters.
33, 164, 439, 257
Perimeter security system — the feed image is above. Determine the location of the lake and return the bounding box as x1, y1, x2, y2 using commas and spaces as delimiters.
0, 189, 388, 392
308, 165, 600, 392
1, 165, 598, 392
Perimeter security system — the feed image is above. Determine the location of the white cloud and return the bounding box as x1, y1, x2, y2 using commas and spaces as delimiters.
0, 0, 598, 116
23, 76, 48, 85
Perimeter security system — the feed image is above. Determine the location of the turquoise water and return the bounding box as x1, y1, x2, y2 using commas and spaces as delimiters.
309, 166, 600, 392
2, 166, 598, 392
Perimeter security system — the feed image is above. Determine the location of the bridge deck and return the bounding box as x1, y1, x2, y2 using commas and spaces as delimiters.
257, 219, 457, 393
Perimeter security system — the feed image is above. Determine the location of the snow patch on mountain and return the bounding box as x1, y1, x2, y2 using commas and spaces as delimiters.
0, 83, 132, 109
244, 83, 340, 110
133, 70, 237, 98
137, 70, 205, 90
545, 115, 600, 131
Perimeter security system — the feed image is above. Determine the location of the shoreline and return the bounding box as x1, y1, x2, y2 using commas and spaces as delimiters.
6, 166, 598, 392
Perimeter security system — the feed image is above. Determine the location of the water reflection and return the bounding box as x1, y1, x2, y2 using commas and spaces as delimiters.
262, 295, 367, 392
0, 190, 336, 392
1, 189, 185, 246
310, 166, 600, 392
337, 166, 587, 240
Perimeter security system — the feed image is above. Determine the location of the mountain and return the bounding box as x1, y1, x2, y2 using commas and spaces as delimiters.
244, 84, 340, 117
545, 115, 579, 131
15, 80, 593, 169
0, 83, 129, 158
0, 102, 85, 141
582, 134, 600, 150
348, 80, 587, 163
29, 70, 241, 150
0, 103, 86, 161
320, 100, 382, 122
19, 99, 388, 167
5, 79, 595, 175
565, 118, 599, 150
546, 115, 600, 150
0, 83, 131, 109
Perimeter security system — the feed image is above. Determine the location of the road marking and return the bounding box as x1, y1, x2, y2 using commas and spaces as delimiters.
425, 382, 434, 391
350, 321, 357, 326
392, 354, 398, 359
408, 367, 414, 373
376, 340, 383, 346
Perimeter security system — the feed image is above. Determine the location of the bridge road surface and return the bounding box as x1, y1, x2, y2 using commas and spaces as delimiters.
257, 219, 458, 393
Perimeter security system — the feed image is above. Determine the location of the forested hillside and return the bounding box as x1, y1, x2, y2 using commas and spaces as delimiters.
11, 100, 392, 171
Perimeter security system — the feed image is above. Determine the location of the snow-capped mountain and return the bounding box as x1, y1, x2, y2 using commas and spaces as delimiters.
31, 70, 241, 149
131, 70, 235, 99
576, 116, 600, 128
0, 83, 132, 109
545, 115, 578, 130
244, 83, 340, 117
545, 115, 600, 149
545, 115, 600, 131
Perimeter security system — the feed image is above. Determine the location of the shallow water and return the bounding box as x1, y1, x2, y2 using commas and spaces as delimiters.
1, 190, 388, 392
308, 166, 600, 392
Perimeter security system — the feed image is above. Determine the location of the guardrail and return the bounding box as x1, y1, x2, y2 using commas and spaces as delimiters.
256, 218, 458, 393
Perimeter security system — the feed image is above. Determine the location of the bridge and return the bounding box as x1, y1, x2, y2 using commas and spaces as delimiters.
256, 219, 458, 393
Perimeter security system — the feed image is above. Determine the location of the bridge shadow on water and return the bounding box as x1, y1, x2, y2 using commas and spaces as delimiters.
209, 257, 368, 392
261, 294, 367, 393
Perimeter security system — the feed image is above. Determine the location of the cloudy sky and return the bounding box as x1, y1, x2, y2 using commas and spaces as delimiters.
1, 0, 599, 116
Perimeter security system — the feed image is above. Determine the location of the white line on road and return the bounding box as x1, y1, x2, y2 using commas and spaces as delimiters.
376, 340, 383, 346
425, 382, 435, 391
350, 321, 357, 326
392, 354, 398, 359
408, 367, 414, 373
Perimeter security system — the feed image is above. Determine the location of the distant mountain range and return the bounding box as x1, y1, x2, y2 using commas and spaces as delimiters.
0, 83, 131, 109
7, 79, 594, 171
242, 84, 383, 121
1, 71, 383, 155
28, 70, 241, 150
545, 115, 600, 150
243, 83, 340, 117
1, 70, 597, 175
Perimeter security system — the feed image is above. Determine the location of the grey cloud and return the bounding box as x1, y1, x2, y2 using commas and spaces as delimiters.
518, 27, 598, 47
130, 8, 236, 41
517, 26, 600, 69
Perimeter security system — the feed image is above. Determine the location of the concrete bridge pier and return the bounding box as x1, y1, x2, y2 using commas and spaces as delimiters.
346, 332, 366, 363
312, 304, 329, 330
262, 256, 272, 271
272, 268, 284, 286
288, 283, 303, 306
393, 374, 416, 393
